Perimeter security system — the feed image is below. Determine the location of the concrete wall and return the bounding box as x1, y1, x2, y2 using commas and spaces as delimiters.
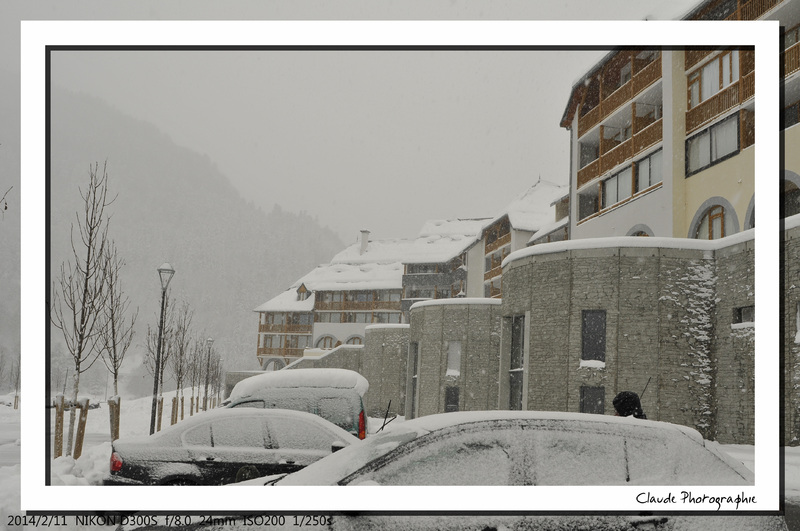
406, 299, 501, 418
785, 219, 800, 445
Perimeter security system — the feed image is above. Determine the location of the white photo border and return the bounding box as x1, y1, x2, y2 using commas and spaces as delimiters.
21, 20, 780, 512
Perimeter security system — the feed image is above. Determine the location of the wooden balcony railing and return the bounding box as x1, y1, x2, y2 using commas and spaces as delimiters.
741, 71, 755, 102
577, 121, 663, 189
686, 82, 742, 133
634, 119, 663, 153
601, 138, 632, 174
577, 158, 601, 189
257, 347, 306, 358
484, 265, 503, 282
632, 56, 662, 96
578, 105, 602, 138
259, 323, 312, 334
725, 0, 783, 20
686, 49, 714, 70
485, 232, 511, 254
315, 301, 402, 311
786, 41, 800, 78
577, 58, 661, 138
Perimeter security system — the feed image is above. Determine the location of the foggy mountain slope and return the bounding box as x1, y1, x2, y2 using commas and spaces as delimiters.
49, 87, 344, 383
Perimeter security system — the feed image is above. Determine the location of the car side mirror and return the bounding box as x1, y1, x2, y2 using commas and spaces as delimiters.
331, 441, 347, 453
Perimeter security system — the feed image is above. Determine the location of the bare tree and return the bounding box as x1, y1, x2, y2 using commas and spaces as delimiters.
98, 242, 138, 398
0, 185, 11, 220
188, 337, 204, 412
51, 162, 113, 456
168, 301, 194, 400
144, 297, 174, 400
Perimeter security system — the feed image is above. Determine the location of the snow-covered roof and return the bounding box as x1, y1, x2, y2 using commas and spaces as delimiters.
485, 178, 569, 233
253, 288, 315, 313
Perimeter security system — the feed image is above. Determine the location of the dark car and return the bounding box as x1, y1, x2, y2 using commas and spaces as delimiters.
103, 408, 355, 486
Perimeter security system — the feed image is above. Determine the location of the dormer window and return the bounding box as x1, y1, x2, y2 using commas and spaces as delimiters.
297, 284, 309, 301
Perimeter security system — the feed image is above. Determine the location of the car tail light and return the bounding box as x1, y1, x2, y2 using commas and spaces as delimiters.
358, 410, 366, 440
110, 451, 123, 473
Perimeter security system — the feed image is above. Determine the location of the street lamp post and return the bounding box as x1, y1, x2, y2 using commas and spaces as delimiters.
203, 337, 214, 411
149, 263, 174, 435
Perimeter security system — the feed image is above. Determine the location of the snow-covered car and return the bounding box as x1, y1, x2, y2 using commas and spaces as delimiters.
103, 408, 356, 486
226, 368, 369, 439
254, 411, 754, 486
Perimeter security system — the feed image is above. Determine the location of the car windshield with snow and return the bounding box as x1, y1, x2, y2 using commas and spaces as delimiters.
226, 368, 369, 439
103, 408, 355, 486
253, 411, 753, 486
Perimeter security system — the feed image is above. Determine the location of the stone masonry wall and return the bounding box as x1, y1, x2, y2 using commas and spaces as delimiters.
785, 222, 800, 445
407, 301, 501, 418
501, 238, 756, 444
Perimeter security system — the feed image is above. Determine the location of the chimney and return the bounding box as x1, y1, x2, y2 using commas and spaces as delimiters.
360, 229, 370, 255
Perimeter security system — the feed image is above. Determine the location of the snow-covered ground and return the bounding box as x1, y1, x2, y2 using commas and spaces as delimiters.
0, 390, 798, 530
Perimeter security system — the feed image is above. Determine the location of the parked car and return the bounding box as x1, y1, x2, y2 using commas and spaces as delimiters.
251, 410, 754, 487
103, 408, 355, 486
226, 368, 369, 439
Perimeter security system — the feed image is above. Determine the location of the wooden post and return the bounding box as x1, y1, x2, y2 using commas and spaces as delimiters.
73, 398, 90, 460
53, 395, 65, 459
13, 395, 19, 409
180, 396, 185, 421
170, 396, 178, 425
190, 396, 194, 417
157, 396, 164, 432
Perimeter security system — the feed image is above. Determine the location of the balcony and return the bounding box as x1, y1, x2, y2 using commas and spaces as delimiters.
257, 347, 306, 358
726, 0, 784, 20
484, 264, 503, 282
786, 42, 800, 78
686, 82, 743, 133
577, 56, 661, 138
315, 300, 402, 311
577, 121, 663, 189
259, 323, 312, 334
485, 232, 511, 254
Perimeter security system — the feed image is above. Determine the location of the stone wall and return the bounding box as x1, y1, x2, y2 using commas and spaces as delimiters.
406, 300, 501, 418
284, 327, 410, 419
785, 220, 800, 445
501, 236, 756, 444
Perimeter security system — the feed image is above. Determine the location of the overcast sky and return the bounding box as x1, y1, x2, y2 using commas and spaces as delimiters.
6, 0, 698, 244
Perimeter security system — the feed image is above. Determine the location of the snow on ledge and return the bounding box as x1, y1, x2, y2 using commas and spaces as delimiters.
786, 212, 800, 231
579, 359, 606, 369
731, 322, 754, 330
504, 229, 755, 268
365, 324, 410, 331
410, 297, 503, 311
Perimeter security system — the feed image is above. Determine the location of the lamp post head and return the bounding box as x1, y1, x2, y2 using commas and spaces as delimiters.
207, 337, 214, 348
157, 263, 175, 291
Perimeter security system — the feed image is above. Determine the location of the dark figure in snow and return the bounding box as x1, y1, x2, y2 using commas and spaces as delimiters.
612, 391, 647, 419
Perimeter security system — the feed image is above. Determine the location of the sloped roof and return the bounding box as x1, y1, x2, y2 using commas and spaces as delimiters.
484, 178, 569, 234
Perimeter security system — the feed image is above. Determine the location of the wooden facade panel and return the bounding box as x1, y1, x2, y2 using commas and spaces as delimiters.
601, 83, 632, 121
686, 49, 714, 71
315, 301, 402, 311
633, 119, 663, 153
632, 56, 661, 97
257, 347, 305, 358
601, 139, 631, 174
577, 159, 601, 189
578, 105, 602, 137
485, 232, 511, 254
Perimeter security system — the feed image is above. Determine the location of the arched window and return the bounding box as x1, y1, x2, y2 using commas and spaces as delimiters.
346, 336, 363, 345
316, 336, 336, 349
695, 205, 726, 240
631, 231, 650, 237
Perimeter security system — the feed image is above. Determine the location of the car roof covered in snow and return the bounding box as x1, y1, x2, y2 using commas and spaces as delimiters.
275, 410, 753, 486
229, 368, 369, 400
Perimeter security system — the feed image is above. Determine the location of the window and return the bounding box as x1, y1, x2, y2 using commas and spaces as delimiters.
316, 336, 335, 349
346, 336, 363, 345
578, 185, 600, 221
509, 315, 525, 410
444, 387, 459, 413
688, 50, 739, 108
602, 166, 633, 209
580, 386, 605, 414
695, 205, 726, 240
581, 310, 606, 362
211, 418, 267, 448
355, 312, 371, 323
636, 149, 663, 192
298, 313, 312, 326
354, 291, 373, 302
733, 305, 754, 324
409, 343, 419, 419
686, 114, 739, 175
446, 341, 461, 377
